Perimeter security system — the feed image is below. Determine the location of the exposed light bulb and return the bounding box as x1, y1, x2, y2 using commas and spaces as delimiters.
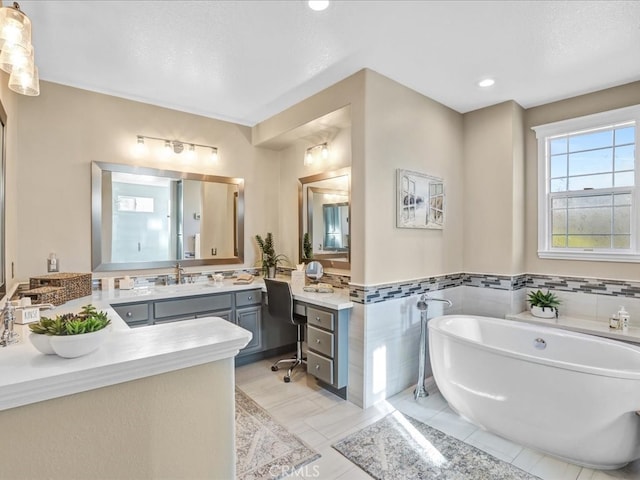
162, 140, 172, 158
308, 0, 329, 11
210, 147, 218, 162
321, 144, 329, 160
186, 144, 196, 161
304, 150, 313, 166
132, 136, 147, 157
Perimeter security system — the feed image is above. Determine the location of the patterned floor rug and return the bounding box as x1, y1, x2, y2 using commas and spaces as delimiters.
333, 411, 541, 480
235, 388, 320, 480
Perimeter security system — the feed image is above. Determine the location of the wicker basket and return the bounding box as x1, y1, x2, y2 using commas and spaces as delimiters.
29, 273, 92, 303
21, 286, 66, 306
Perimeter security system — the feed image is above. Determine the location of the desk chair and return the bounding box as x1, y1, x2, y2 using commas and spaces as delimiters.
265, 279, 307, 383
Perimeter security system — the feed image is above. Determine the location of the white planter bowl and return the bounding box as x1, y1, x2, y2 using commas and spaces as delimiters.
531, 305, 557, 319
29, 333, 56, 355
49, 328, 109, 358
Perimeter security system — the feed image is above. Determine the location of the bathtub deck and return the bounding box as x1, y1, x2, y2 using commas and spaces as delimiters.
506, 312, 640, 345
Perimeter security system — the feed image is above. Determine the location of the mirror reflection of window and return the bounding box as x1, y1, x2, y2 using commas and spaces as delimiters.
92, 161, 245, 271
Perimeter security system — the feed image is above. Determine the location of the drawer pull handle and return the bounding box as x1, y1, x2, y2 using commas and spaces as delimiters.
316, 316, 321, 321
315, 365, 320, 370
316, 339, 321, 343
126, 312, 132, 317
247, 296, 252, 300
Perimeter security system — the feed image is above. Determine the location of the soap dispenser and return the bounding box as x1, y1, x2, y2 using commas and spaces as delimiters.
618, 306, 630, 332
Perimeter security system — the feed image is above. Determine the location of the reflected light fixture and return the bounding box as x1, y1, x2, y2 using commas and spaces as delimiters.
0, 2, 39, 96
134, 135, 219, 163
304, 142, 330, 166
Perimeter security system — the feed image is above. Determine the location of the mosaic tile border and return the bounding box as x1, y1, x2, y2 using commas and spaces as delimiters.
349, 273, 640, 304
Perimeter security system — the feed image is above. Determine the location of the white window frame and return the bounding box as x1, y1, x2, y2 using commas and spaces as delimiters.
532, 104, 640, 263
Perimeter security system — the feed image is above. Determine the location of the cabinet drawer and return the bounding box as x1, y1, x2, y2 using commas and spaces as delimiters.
113, 303, 148, 323
307, 351, 334, 385
308, 325, 334, 358
154, 294, 231, 319
235, 289, 261, 307
307, 307, 334, 331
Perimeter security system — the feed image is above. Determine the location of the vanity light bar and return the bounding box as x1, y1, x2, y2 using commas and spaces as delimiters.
304, 142, 329, 166
135, 135, 218, 161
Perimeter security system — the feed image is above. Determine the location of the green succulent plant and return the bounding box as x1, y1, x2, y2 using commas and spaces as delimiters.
28, 304, 111, 336
527, 290, 561, 309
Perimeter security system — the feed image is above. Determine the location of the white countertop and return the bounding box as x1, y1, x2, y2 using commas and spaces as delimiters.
98, 276, 354, 311
0, 276, 353, 411
506, 311, 640, 345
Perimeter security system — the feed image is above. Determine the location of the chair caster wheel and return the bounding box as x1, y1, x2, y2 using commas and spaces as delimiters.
271, 365, 278, 371
284, 376, 291, 383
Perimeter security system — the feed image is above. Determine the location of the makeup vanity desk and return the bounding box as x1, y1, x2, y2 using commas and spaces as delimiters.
102, 277, 353, 396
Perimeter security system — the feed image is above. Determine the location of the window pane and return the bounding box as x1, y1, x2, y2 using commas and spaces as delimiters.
614, 171, 634, 187
552, 210, 567, 234
552, 197, 567, 208
614, 145, 635, 171
568, 207, 611, 235
552, 235, 567, 247
550, 154, 567, 178
550, 137, 567, 155
568, 149, 612, 176
569, 130, 613, 152
568, 173, 612, 190
550, 178, 567, 192
567, 235, 611, 248
568, 195, 611, 208
615, 126, 635, 145
614, 193, 632, 206
613, 205, 631, 234
613, 235, 631, 249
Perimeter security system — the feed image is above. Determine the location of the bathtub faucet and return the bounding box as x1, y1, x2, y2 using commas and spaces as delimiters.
415, 295, 452, 400
417, 295, 452, 311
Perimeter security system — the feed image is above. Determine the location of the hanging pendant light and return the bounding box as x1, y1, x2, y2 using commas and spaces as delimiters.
0, 2, 39, 96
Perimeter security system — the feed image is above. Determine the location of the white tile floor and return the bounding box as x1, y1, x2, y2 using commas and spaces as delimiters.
235, 358, 640, 480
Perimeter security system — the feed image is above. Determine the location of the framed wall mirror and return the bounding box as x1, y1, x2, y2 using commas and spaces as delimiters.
92, 162, 244, 272
299, 167, 350, 270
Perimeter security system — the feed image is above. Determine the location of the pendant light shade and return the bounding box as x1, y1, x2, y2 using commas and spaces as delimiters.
0, 41, 32, 73
0, 3, 31, 52
9, 63, 39, 96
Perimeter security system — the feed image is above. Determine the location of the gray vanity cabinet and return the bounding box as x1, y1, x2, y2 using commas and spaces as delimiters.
111, 289, 262, 357
304, 304, 349, 392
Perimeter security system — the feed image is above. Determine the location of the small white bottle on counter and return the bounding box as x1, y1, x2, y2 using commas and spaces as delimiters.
618, 306, 630, 332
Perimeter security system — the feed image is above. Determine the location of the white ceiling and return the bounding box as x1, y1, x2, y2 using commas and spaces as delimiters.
19, 0, 640, 126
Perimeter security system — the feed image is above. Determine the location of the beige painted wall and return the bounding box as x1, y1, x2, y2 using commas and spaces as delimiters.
0, 360, 236, 479
15, 81, 280, 281
524, 81, 640, 280
463, 101, 525, 275
362, 70, 464, 284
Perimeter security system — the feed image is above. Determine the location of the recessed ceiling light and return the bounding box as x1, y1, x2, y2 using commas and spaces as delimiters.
478, 78, 495, 88
308, 1, 330, 12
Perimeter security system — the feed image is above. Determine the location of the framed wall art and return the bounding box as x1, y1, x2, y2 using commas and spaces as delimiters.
396, 169, 445, 229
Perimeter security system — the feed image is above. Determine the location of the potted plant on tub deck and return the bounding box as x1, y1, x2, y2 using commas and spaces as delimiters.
528, 289, 561, 318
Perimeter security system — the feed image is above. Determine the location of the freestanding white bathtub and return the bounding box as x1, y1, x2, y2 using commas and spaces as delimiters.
428, 315, 640, 470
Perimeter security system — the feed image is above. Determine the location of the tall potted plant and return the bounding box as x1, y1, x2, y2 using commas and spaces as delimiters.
255, 232, 287, 278
302, 232, 313, 261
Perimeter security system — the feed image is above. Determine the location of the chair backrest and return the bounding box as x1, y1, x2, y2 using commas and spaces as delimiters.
264, 279, 294, 324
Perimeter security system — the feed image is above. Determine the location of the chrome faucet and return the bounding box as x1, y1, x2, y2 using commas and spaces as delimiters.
176, 263, 185, 284
415, 294, 452, 400
0, 302, 18, 347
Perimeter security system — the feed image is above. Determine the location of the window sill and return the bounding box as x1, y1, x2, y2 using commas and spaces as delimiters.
538, 250, 640, 263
